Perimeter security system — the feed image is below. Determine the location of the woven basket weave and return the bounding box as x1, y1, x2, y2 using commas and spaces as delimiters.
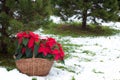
16, 58, 53, 76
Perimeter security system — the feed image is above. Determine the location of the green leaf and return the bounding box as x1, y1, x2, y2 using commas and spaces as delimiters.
15, 40, 21, 52
35, 41, 40, 45
61, 60, 65, 64
15, 40, 18, 47
36, 53, 44, 58
46, 54, 54, 60
16, 53, 23, 60
16, 45, 22, 54
33, 44, 39, 57
25, 47, 33, 58
17, 44, 21, 49
23, 38, 29, 46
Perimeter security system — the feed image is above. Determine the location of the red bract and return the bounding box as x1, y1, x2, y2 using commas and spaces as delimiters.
38, 44, 51, 56
17, 32, 23, 38
23, 32, 29, 38
17, 32, 30, 44
28, 38, 34, 48
57, 43, 65, 57
46, 38, 56, 48
17, 32, 23, 44
54, 54, 60, 60
52, 49, 61, 60
29, 31, 35, 37
34, 34, 40, 42
52, 49, 59, 55
29, 32, 40, 44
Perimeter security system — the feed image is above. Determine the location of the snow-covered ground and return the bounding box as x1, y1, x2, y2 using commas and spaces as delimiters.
1, 17, 120, 80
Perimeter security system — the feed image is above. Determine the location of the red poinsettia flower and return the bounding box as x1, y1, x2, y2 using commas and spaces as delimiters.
29, 31, 35, 37
54, 54, 60, 60
52, 49, 60, 60
38, 44, 51, 56
57, 43, 65, 57
24, 31, 40, 48
17, 32, 23, 38
46, 37, 57, 49
15, 31, 65, 63
52, 49, 59, 55
17, 32, 30, 44
34, 34, 40, 42
28, 38, 34, 48
16, 32, 23, 44
22, 32, 29, 38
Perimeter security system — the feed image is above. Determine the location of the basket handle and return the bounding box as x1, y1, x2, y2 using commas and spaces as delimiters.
32, 53, 35, 58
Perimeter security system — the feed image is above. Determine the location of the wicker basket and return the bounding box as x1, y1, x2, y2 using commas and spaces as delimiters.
15, 58, 53, 76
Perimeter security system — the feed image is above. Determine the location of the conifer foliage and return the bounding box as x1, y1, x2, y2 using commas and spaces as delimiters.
52, 0, 119, 29
0, 0, 51, 54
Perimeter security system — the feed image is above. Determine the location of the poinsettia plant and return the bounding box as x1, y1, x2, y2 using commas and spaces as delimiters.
14, 31, 65, 63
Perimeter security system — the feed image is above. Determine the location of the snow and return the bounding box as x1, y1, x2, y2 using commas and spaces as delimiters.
1, 17, 120, 80
50, 16, 120, 29
50, 16, 62, 24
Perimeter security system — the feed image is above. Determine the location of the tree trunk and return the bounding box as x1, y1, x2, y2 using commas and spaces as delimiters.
81, 0, 89, 30
0, 39, 8, 54
81, 9, 87, 30
0, 24, 8, 54
0, 0, 8, 54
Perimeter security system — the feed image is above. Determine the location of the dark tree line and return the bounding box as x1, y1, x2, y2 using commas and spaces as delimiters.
51, 0, 119, 29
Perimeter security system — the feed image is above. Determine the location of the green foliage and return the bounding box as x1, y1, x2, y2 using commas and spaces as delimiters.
71, 76, 76, 80
92, 69, 104, 74
6, 0, 16, 9
15, 40, 33, 60
6, 67, 14, 71
9, 19, 24, 32
15, 53, 22, 60
0, 53, 16, 69
52, 0, 119, 28
32, 77, 37, 80
43, 22, 120, 37
81, 58, 92, 62
23, 38, 29, 46
0, 12, 10, 23
55, 65, 75, 73
82, 50, 96, 56
33, 43, 39, 57
36, 53, 54, 60
25, 47, 33, 58
0, 0, 52, 54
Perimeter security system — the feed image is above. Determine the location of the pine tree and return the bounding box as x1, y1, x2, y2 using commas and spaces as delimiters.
52, 0, 119, 29
0, 0, 51, 54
